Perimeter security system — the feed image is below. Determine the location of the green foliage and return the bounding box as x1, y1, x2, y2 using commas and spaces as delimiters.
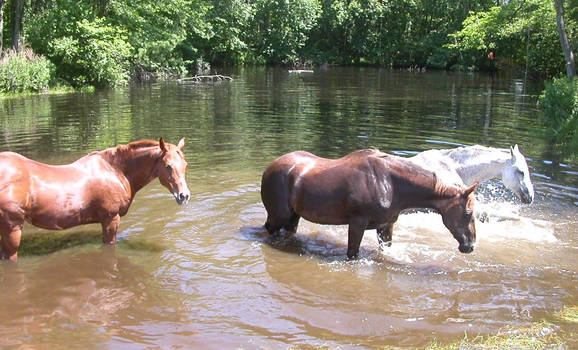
312, 0, 407, 65
249, 0, 321, 65
555, 305, 578, 323
193, 0, 254, 65
448, 0, 570, 77
308, 0, 495, 68
423, 321, 564, 350
539, 77, 578, 155
0, 0, 573, 87
0, 48, 54, 93
26, 1, 132, 87
107, 0, 205, 76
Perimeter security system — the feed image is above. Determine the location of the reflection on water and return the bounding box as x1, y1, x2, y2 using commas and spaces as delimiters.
0, 67, 576, 348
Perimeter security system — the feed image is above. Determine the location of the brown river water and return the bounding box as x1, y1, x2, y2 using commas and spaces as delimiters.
0, 67, 576, 349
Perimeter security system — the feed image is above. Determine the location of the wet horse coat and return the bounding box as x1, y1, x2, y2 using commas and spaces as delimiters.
261, 149, 477, 258
0, 138, 190, 261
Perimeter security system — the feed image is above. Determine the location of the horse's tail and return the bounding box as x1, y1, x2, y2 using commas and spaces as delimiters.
261, 159, 295, 234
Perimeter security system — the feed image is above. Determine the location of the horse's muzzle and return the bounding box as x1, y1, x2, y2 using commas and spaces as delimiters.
175, 192, 190, 205
520, 190, 534, 204
458, 244, 474, 254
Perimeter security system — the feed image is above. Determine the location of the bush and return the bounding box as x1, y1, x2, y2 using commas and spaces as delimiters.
0, 49, 54, 93
46, 18, 132, 87
539, 77, 578, 155
26, 1, 133, 87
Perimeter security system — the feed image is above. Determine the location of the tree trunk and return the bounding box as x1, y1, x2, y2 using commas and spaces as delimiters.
11, 0, 24, 51
554, 0, 576, 79
0, 0, 5, 53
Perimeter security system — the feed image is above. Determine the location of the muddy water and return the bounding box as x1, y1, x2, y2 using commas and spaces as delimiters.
0, 67, 576, 349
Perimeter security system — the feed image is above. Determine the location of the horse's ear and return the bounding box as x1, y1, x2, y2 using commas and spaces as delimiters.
177, 137, 185, 150
464, 183, 478, 196
159, 137, 168, 153
510, 144, 520, 160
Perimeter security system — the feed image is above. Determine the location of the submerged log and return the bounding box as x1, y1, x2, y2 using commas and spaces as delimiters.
178, 75, 233, 83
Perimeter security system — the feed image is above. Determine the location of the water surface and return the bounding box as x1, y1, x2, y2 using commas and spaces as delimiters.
0, 67, 576, 349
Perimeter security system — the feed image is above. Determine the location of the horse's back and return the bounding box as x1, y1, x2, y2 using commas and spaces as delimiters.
409, 150, 464, 186
262, 149, 376, 191
0, 151, 129, 229
0, 152, 33, 187
261, 149, 385, 225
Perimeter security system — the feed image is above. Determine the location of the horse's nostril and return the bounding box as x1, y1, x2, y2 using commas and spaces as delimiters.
177, 192, 190, 204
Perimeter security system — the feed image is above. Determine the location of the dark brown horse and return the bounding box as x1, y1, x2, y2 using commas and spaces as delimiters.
261, 149, 478, 259
0, 138, 190, 261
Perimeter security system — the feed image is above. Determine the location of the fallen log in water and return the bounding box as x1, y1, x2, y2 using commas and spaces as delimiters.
288, 70, 314, 74
178, 75, 233, 83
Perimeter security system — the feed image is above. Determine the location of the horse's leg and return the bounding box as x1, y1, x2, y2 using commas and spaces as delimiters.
377, 223, 393, 247
264, 216, 283, 236
347, 217, 368, 259
264, 206, 293, 236
0, 225, 22, 261
101, 214, 120, 244
285, 212, 301, 233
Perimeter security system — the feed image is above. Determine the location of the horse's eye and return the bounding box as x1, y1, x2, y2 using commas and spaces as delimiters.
465, 211, 473, 219
166, 165, 172, 171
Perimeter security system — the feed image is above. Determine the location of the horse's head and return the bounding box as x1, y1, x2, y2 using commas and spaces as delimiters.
438, 183, 478, 254
501, 144, 534, 204
157, 137, 190, 205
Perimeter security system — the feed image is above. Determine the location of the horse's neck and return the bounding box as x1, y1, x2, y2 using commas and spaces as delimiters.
387, 160, 447, 210
445, 148, 511, 185
101, 147, 160, 195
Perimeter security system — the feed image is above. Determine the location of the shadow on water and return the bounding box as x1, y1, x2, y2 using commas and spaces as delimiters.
18, 230, 102, 256
240, 225, 387, 264
16, 230, 167, 256
241, 225, 329, 258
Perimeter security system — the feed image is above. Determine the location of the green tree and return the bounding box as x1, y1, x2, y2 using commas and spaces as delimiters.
250, 0, 321, 65
106, 0, 202, 76
554, 0, 576, 79
448, 0, 572, 77
194, 0, 254, 65
10, 0, 23, 50
0, 0, 5, 52
26, 0, 132, 87
309, 0, 494, 68
539, 77, 578, 156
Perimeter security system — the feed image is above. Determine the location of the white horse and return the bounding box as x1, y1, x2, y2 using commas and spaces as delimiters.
409, 144, 534, 204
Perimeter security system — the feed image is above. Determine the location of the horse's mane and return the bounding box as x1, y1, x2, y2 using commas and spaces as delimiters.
118, 139, 160, 152
95, 139, 161, 163
374, 152, 462, 198
440, 145, 509, 159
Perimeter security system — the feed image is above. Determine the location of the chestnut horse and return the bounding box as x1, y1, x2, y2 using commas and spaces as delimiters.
261, 149, 478, 259
0, 138, 190, 261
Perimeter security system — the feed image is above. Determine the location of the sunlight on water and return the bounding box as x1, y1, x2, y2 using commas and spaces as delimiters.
276, 197, 561, 270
